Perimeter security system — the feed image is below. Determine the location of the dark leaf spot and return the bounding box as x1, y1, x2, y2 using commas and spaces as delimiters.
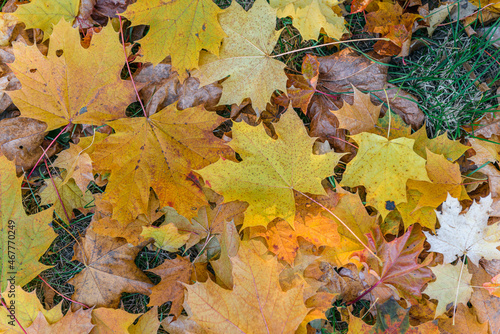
385, 200, 396, 211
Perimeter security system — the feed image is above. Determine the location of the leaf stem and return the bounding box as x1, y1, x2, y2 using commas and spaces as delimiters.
43, 158, 71, 225
117, 14, 147, 118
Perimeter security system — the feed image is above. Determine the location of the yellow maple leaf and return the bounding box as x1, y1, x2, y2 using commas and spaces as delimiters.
141, 224, 190, 252
410, 126, 469, 161
197, 108, 343, 228
194, 0, 287, 114
0, 156, 56, 293
123, 0, 225, 75
184, 241, 309, 333
341, 132, 430, 218
423, 261, 473, 318
270, 0, 347, 40
7, 19, 135, 131
13, 0, 79, 39
331, 85, 382, 135
407, 149, 468, 209
91, 105, 233, 223
0, 288, 63, 333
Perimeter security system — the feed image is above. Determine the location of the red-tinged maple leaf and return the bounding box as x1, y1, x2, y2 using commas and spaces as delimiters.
354, 225, 434, 305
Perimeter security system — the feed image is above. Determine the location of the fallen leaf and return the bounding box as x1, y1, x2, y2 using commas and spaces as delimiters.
483, 273, 500, 297
52, 143, 94, 193
0, 156, 56, 292
0, 117, 51, 174
184, 241, 309, 333
407, 149, 467, 209
7, 19, 135, 131
331, 85, 382, 135
424, 194, 500, 265
0, 288, 63, 333
141, 223, 190, 252
39, 176, 94, 224
90, 308, 138, 334
123, 0, 225, 75
161, 315, 206, 334
194, 0, 287, 114
341, 132, 430, 218
13, 0, 79, 39
198, 108, 343, 228
356, 225, 433, 304
410, 126, 469, 161
91, 104, 232, 223
270, 0, 347, 40
423, 261, 473, 318
438, 303, 489, 334
128, 306, 160, 334
347, 297, 439, 333
68, 229, 153, 309
26, 308, 93, 334
470, 264, 500, 334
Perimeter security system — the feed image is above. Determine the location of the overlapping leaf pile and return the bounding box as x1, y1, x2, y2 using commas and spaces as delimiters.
0, 0, 500, 333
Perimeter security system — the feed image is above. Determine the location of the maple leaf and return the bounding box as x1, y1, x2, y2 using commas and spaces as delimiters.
68, 229, 153, 309
13, 0, 79, 39
356, 225, 433, 304
91, 191, 164, 246
167, 201, 248, 250
123, 0, 225, 75
198, 108, 343, 228
194, 0, 287, 114
407, 149, 468, 209
470, 264, 500, 334
321, 189, 377, 266
210, 219, 240, 289
347, 298, 439, 333
331, 85, 382, 135
91, 104, 232, 223
270, 0, 347, 40
423, 261, 473, 318
129, 306, 161, 334
424, 194, 500, 265
184, 241, 309, 333
26, 308, 93, 334
410, 126, 469, 161
368, 110, 412, 140
39, 176, 94, 224
146, 256, 192, 318
396, 189, 437, 230
365, 2, 422, 56
438, 304, 489, 334
141, 223, 190, 252
341, 132, 430, 218
7, 19, 135, 131
0, 156, 56, 292
0, 288, 63, 333
52, 143, 94, 193
90, 308, 138, 333
252, 214, 340, 265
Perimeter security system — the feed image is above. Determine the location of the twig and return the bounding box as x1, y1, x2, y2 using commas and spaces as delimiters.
37, 275, 89, 309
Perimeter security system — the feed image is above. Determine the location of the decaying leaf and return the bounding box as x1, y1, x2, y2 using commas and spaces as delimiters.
68, 229, 153, 309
